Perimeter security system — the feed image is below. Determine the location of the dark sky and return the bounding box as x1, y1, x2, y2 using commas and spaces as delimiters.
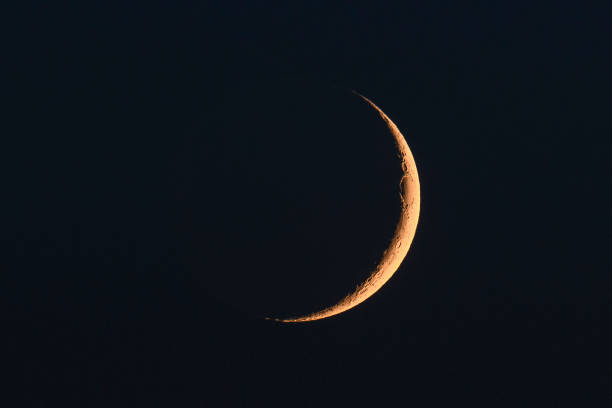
4, 2, 611, 406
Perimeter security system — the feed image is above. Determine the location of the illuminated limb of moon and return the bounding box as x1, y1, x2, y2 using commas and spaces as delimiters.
269, 92, 421, 323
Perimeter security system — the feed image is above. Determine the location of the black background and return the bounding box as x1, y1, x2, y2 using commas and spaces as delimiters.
3, 2, 611, 406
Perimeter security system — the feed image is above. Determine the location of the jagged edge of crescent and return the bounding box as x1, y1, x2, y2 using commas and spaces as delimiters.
267, 91, 421, 323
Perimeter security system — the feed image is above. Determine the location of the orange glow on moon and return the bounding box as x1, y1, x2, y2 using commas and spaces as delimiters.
269, 92, 421, 323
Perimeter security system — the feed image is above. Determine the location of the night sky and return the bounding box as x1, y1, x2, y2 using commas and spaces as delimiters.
4, 2, 611, 406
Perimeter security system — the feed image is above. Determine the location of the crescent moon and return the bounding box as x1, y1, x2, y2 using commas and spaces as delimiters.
269, 92, 421, 323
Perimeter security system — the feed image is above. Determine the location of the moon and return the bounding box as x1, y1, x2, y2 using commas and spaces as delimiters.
269, 92, 421, 323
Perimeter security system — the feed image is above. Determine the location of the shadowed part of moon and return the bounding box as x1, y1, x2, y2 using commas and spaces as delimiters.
269, 92, 421, 323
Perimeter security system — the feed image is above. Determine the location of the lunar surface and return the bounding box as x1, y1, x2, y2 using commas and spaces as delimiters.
269, 92, 421, 322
